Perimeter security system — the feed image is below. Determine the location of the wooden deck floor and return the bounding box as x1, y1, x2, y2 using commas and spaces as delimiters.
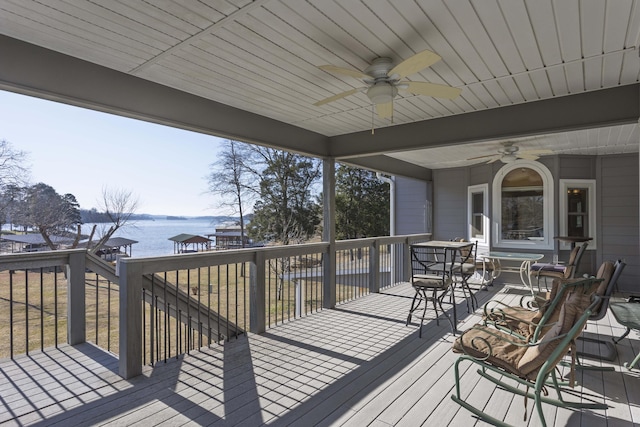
2, 279, 640, 426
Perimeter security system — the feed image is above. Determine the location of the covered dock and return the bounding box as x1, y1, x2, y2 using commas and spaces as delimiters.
168, 233, 212, 254
0, 233, 77, 253
77, 237, 138, 260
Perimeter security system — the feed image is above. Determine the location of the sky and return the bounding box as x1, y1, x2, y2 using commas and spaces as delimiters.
0, 90, 229, 217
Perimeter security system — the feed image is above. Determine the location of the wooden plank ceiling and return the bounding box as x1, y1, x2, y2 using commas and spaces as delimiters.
0, 0, 639, 169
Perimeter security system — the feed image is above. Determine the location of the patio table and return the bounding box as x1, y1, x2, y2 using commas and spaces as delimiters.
481, 251, 544, 291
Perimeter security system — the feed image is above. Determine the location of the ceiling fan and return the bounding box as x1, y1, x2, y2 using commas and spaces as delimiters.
467, 141, 553, 164
314, 50, 461, 120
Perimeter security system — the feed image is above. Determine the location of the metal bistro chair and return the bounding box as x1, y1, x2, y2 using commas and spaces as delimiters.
450, 239, 478, 313
406, 244, 455, 337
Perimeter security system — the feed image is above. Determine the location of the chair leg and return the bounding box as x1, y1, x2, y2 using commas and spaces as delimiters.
406, 289, 423, 326
407, 286, 456, 336
613, 327, 631, 344
463, 278, 478, 311
437, 288, 456, 334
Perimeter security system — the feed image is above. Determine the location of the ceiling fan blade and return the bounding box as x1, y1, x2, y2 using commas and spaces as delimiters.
520, 149, 553, 155
403, 81, 461, 99
389, 49, 441, 79
517, 154, 540, 160
466, 154, 497, 161
313, 88, 363, 106
318, 64, 371, 79
487, 157, 500, 164
375, 102, 393, 119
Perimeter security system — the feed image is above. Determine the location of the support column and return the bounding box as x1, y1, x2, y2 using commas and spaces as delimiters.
323, 158, 336, 308
369, 240, 380, 292
119, 259, 143, 379
67, 250, 86, 345
250, 251, 266, 333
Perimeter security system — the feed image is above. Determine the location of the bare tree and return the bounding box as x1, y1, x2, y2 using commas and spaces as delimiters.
87, 187, 139, 254
206, 140, 256, 248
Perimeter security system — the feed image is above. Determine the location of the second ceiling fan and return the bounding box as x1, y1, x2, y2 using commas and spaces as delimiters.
467, 141, 553, 164
314, 49, 461, 119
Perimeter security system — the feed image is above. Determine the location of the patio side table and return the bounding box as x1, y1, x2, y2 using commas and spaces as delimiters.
609, 301, 640, 370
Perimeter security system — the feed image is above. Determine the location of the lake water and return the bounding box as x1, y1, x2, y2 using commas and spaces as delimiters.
81, 218, 226, 258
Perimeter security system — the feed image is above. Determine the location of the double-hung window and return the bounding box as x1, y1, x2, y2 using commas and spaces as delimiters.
559, 179, 596, 249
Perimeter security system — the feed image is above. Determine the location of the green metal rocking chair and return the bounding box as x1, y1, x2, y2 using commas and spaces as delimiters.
451, 291, 607, 427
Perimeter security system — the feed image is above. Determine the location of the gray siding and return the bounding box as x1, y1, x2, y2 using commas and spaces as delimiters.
394, 176, 428, 234
394, 153, 639, 293
468, 163, 492, 186
559, 155, 596, 180
432, 168, 468, 241
598, 155, 639, 294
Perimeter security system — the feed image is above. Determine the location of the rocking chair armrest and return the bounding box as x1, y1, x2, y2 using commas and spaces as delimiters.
482, 299, 515, 317
518, 293, 545, 309
484, 306, 557, 332
457, 325, 538, 361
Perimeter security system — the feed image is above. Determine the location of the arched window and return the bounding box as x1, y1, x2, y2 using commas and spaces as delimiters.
492, 160, 554, 249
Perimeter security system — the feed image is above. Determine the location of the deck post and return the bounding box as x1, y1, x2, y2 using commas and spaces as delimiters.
67, 250, 86, 345
119, 260, 143, 379
250, 251, 266, 333
323, 158, 336, 308
403, 238, 412, 282
370, 240, 380, 292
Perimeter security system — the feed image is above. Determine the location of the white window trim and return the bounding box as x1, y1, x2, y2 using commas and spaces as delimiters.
559, 179, 597, 250
467, 183, 489, 248
492, 160, 554, 250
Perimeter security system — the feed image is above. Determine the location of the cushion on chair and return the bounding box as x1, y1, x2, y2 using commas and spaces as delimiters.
517, 291, 592, 379
592, 261, 615, 312
459, 262, 476, 274
484, 306, 540, 338
452, 326, 529, 376
530, 263, 567, 273
412, 274, 452, 290
483, 278, 563, 339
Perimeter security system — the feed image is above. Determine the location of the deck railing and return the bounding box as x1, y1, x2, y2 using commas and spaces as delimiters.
0, 233, 430, 378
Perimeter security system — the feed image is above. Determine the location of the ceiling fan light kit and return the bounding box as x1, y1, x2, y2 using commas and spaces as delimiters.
367, 83, 397, 105
500, 154, 517, 163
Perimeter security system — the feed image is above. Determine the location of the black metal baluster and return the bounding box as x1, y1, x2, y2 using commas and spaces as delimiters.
164, 272, 169, 362
175, 270, 180, 359
107, 279, 111, 352
207, 266, 211, 347
186, 269, 191, 354
217, 265, 221, 344
40, 268, 44, 351
150, 275, 155, 365
9, 270, 13, 358
234, 262, 238, 339
54, 266, 58, 348
197, 267, 202, 349
95, 273, 99, 344
25, 270, 28, 355
226, 264, 229, 341
142, 287, 146, 366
